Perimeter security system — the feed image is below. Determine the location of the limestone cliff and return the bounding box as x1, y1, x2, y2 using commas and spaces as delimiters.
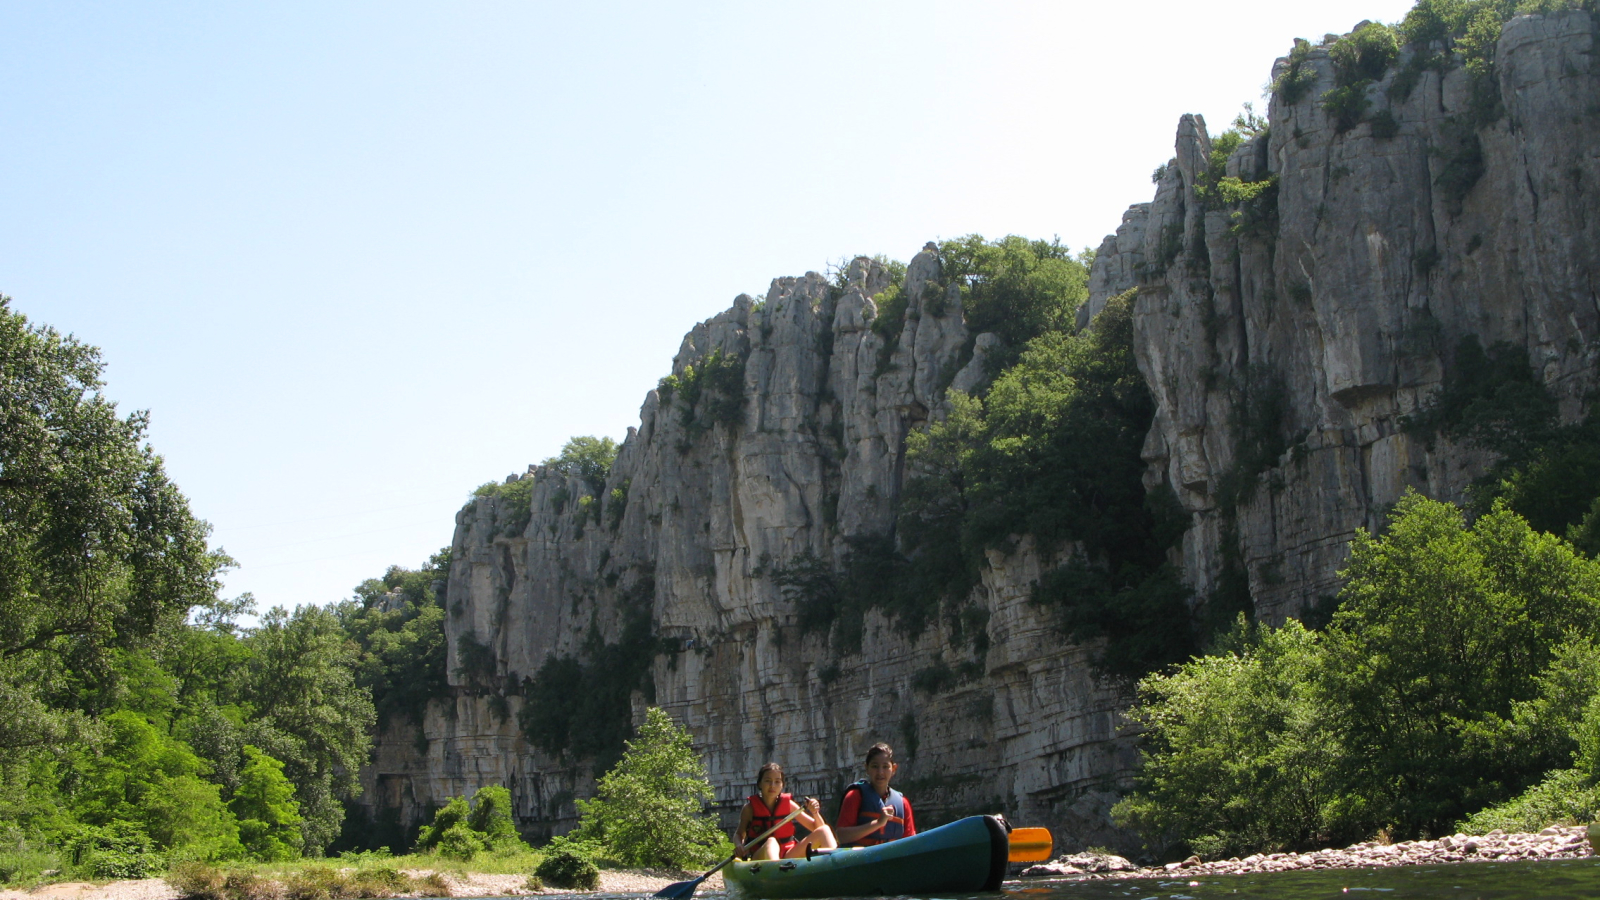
1089, 10, 1600, 623
355, 10, 1600, 851
359, 245, 1136, 851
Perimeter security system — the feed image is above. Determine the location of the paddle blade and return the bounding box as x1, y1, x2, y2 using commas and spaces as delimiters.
1008, 827, 1053, 863
654, 876, 704, 899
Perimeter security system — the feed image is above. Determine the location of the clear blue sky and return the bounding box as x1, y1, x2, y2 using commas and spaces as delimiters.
0, 0, 1417, 612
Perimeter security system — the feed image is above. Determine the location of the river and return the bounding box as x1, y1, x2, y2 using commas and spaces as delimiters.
548, 857, 1600, 900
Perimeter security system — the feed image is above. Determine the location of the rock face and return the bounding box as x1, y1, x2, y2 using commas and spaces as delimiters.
354, 11, 1600, 848
1096, 10, 1600, 623
358, 247, 1138, 851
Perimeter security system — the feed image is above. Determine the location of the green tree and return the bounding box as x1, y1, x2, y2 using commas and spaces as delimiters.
231, 746, 304, 862
241, 606, 375, 856
1114, 620, 1341, 858
466, 785, 519, 848
337, 552, 451, 731
1323, 491, 1600, 836
571, 707, 722, 868
0, 298, 226, 754
938, 234, 1091, 369
899, 289, 1189, 676
67, 711, 243, 861
542, 436, 619, 494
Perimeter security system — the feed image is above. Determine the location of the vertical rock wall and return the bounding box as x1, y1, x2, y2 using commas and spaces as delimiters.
358, 248, 1139, 852
1094, 10, 1600, 623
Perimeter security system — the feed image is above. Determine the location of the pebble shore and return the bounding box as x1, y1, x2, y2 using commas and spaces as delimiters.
1021, 826, 1597, 881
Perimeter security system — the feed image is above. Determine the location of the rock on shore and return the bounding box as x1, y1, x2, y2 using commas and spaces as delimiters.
1020, 826, 1596, 880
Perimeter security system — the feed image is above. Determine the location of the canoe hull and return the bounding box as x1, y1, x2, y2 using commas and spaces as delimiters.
724, 815, 1008, 898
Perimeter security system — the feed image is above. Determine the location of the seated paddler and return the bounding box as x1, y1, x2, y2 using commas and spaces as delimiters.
834, 742, 916, 846
735, 762, 838, 860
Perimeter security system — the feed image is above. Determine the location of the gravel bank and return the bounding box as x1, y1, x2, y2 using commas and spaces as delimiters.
1020, 825, 1596, 881
0, 866, 722, 900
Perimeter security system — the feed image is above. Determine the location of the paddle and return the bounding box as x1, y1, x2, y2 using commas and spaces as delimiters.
654, 801, 809, 899
1007, 826, 1053, 863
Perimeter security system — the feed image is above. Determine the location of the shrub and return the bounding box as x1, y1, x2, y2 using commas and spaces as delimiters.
542, 436, 619, 496
413, 797, 470, 853
1114, 619, 1339, 858
466, 785, 520, 848
1321, 84, 1370, 133
436, 823, 487, 862
166, 861, 227, 900
534, 848, 600, 890
283, 866, 350, 900
1272, 38, 1316, 105
1329, 21, 1398, 86
67, 822, 167, 880
1459, 768, 1600, 833
232, 746, 304, 862
569, 708, 722, 869
0, 830, 59, 886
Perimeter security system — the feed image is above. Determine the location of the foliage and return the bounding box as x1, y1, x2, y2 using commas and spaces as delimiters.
413, 796, 469, 854
1406, 335, 1600, 540
533, 848, 600, 890
901, 290, 1191, 677
1316, 22, 1399, 133
1458, 766, 1600, 833
659, 349, 747, 437
1272, 39, 1317, 105
1326, 493, 1600, 836
1114, 619, 1340, 858
240, 605, 376, 856
1116, 493, 1600, 855
1193, 127, 1278, 237
471, 476, 536, 536
435, 824, 487, 862
0, 297, 227, 756
542, 436, 619, 496
466, 785, 518, 846
937, 234, 1091, 373
569, 707, 722, 869
231, 747, 304, 863
67, 821, 168, 879
337, 551, 451, 731
68, 711, 243, 861
518, 572, 662, 771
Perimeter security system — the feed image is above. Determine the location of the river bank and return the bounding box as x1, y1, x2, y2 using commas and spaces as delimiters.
0, 867, 722, 900
1021, 825, 1596, 881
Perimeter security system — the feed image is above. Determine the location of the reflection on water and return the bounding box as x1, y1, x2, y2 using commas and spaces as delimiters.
517, 857, 1600, 900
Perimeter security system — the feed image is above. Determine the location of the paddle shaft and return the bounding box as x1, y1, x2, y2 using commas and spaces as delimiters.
735, 800, 811, 858
653, 800, 809, 899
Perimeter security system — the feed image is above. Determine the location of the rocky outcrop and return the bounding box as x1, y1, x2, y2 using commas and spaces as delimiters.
357, 247, 1139, 851
1094, 10, 1600, 622
354, 11, 1600, 849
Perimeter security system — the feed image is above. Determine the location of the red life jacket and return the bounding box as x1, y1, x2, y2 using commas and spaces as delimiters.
841, 781, 906, 846
746, 792, 797, 844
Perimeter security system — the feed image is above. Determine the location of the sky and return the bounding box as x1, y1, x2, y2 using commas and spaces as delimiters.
0, 0, 1419, 613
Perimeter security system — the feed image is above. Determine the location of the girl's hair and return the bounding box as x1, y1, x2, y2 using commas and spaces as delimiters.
864, 742, 894, 764
755, 762, 784, 788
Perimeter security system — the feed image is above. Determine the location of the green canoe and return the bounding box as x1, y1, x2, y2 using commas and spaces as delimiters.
723, 815, 1009, 898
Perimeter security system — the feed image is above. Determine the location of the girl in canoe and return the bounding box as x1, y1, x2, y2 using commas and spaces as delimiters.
834, 742, 916, 846
735, 763, 838, 860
